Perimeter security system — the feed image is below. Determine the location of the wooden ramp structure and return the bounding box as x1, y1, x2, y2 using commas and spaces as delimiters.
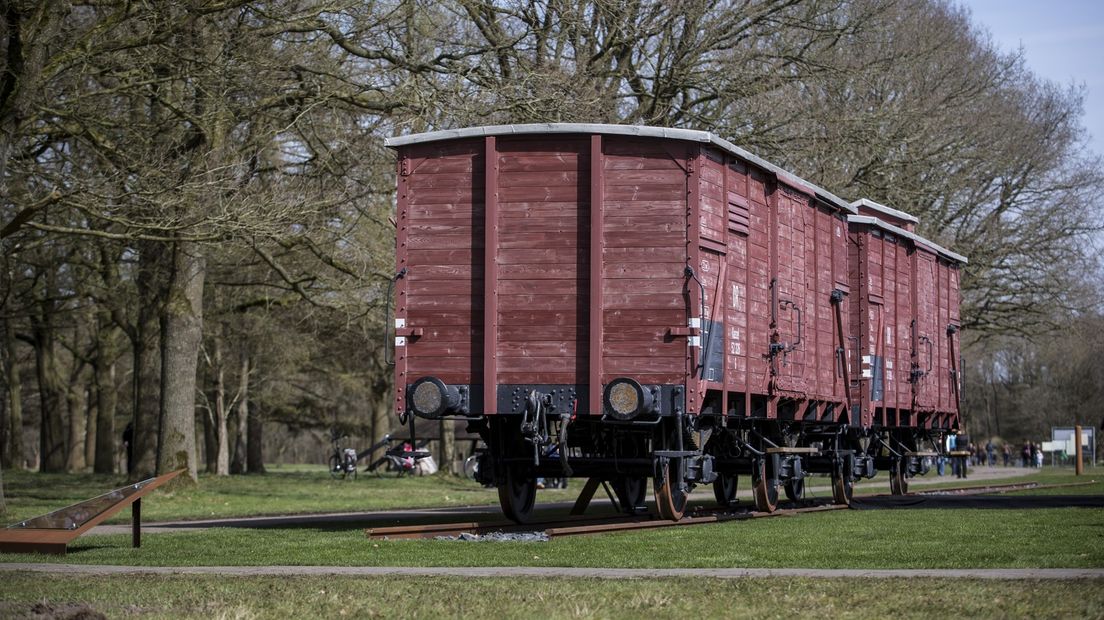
0, 469, 183, 555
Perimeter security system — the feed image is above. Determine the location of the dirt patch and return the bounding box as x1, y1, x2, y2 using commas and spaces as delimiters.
3, 602, 109, 620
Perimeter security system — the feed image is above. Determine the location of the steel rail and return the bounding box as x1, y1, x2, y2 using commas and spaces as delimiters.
912, 480, 1096, 496
364, 480, 1097, 541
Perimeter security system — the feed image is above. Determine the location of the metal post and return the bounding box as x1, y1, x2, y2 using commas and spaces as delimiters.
1075, 425, 1083, 476
132, 497, 141, 548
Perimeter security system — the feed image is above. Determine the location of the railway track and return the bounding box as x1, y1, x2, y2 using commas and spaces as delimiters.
365, 480, 1097, 541
913, 480, 1096, 496
366, 501, 847, 540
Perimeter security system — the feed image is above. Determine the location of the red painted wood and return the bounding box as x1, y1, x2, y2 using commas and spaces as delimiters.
394, 148, 410, 418
498, 248, 587, 264
498, 310, 580, 325
394, 129, 942, 431
483, 136, 499, 414
848, 217, 962, 429
589, 134, 605, 416
687, 144, 702, 414
602, 246, 685, 263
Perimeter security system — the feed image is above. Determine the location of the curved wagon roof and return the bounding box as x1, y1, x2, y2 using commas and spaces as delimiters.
848, 210, 968, 265
385, 123, 859, 216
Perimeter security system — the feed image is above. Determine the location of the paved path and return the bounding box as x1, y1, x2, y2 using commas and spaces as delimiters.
2, 563, 1101, 580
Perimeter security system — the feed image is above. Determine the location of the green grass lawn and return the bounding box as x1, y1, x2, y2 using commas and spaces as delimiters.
2, 466, 1102, 619
3, 464, 1099, 525
1, 574, 1102, 619
0, 464, 576, 525
1, 465, 1101, 571
3, 504, 1101, 569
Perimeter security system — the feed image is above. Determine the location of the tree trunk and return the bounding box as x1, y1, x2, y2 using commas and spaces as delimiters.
131, 241, 165, 479
91, 252, 122, 473
370, 375, 391, 458
1, 316, 21, 470
209, 336, 229, 475
156, 241, 205, 483
0, 460, 5, 515
31, 311, 66, 472
202, 401, 217, 473
0, 386, 6, 470
65, 381, 87, 472
83, 387, 96, 470
230, 349, 248, 474
93, 338, 119, 474
440, 418, 455, 476
216, 400, 229, 475
246, 400, 265, 474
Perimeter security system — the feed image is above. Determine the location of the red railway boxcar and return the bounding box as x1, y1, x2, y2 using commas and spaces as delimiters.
848, 199, 967, 492
386, 124, 966, 522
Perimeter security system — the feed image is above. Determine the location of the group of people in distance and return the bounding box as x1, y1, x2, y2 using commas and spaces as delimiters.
967, 439, 1044, 468
936, 436, 1045, 478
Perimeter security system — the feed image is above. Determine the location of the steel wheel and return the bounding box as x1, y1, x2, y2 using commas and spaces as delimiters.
653, 457, 689, 521
713, 473, 738, 507
831, 459, 854, 506
890, 460, 909, 495
497, 466, 537, 523
783, 477, 805, 502
328, 454, 342, 479
612, 476, 647, 514
752, 458, 778, 513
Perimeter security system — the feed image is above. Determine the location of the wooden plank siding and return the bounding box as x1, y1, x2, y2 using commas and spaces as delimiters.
600, 138, 689, 388
394, 130, 853, 420
494, 137, 590, 390
849, 218, 962, 430
395, 139, 485, 418
849, 223, 916, 428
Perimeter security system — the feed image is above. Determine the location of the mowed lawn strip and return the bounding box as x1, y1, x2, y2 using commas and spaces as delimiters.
2, 506, 1101, 569
0, 466, 578, 525
3, 466, 1099, 525
1, 574, 1102, 620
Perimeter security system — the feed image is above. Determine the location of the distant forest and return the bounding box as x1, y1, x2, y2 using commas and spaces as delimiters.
1, 0, 1101, 489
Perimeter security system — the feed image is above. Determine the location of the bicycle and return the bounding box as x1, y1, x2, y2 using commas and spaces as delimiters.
366, 438, 434, 476
327, 430, 358, 480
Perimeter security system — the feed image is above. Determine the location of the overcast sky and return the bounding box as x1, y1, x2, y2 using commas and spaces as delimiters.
964, 0, 1104, 159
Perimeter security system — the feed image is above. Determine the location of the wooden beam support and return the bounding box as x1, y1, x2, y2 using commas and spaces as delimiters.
483, 136, 499, 414
589, 135, 604, 415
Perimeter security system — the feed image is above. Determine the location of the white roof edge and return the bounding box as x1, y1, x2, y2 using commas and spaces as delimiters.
849, 215, 968, 264
385, 123, 857, 215
850, 198, 920, 224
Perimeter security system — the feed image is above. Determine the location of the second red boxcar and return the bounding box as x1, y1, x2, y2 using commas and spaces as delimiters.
848, 198, 966, 492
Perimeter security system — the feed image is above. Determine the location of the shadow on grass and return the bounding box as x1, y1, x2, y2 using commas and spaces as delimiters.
852, 494, 1104, 510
